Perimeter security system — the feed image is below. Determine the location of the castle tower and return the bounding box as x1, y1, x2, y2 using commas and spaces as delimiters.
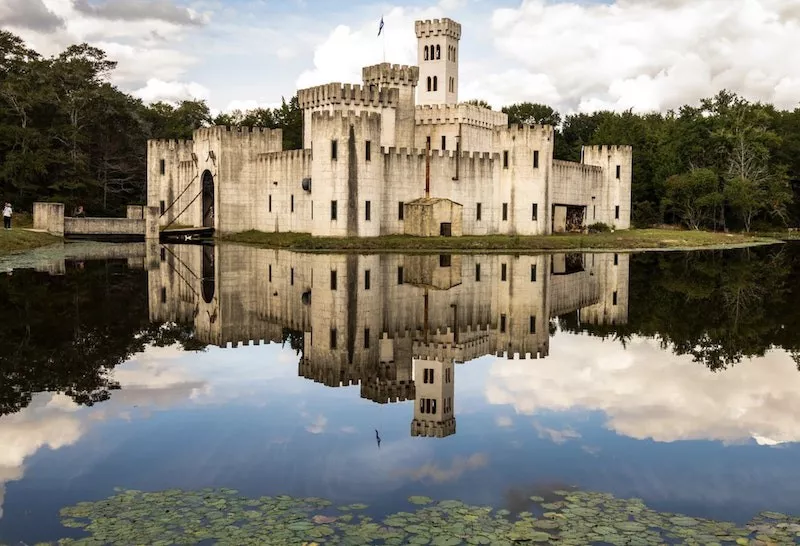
415, 18, 461, 106
411, 357, 456, 438
362, 64, 419, 149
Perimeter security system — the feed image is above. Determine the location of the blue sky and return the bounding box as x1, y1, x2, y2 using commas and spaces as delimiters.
2, 0, 799, 113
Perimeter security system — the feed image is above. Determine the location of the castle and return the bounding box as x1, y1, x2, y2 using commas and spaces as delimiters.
150, 244, 629, 439
147, 18, 632, 236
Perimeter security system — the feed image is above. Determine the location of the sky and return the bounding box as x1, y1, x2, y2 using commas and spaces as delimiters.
2, 0, 799, 115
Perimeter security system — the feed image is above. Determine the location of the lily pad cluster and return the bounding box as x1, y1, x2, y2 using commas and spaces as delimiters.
21, 487, 800, 545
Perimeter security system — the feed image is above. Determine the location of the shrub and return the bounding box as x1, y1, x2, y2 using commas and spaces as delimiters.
588, 222, 612, 233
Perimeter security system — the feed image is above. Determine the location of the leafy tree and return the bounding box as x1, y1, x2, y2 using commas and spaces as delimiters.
464, 99, 491, 109
663, 168, 721, 229
502, 102, 561, 127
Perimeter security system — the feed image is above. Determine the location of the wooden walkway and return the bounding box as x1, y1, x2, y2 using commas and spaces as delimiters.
160, 227, 214, 242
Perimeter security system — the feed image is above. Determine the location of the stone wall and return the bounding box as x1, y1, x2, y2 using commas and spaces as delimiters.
33, 202, 65, 236
64, 217, 145, 236
581, 145, 633, 229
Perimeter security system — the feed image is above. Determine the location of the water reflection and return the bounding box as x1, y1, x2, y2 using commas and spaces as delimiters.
151, 246, 629, 439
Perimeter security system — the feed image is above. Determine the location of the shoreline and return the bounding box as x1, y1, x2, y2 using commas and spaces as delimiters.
0, 229, 62, 257
219, 229, 786, 254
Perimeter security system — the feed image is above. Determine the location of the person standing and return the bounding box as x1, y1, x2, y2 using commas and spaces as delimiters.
2, 203, 11, 230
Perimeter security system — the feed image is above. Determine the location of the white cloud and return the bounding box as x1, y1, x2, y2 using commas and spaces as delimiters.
305, 414, 328, 434
134, 78, 210, 104
486, 334, 800, 445
495, 415, 514, 428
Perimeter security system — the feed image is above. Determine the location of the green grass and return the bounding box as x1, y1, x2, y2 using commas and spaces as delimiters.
221, 228, 780, 253
0, 228, 61, 256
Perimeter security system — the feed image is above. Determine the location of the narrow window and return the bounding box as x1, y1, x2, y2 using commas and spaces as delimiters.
614, 253, 619, 266
291, 194, 294, 213
331, 200, 338, 220
429, 369, 435, 384
330, 270, 337, 290
268, 195, 272, 212
441, 135, 446, 150
593, 205, 596, 220
613, 291, 618, 306
436, 44, 441, 59
531, 264, 537, 282
433, 76, 438, 92
426, 399, 432, 414
160, 248, 166, 262
453, 47, 456, 61
161, 287, 167, 303
398, 201, 404, 220
432, 399, 437, 414
500, 314, 507, 333
365, 269, 371, 290
616, 165, 621, 179
311, 201, 314, 219
532, 203, 538, 221
426, 135, 431, 148
503, 150, 509, 168
446, 368, 451, 384
159, 200, 165, 215
290, 267, 295, 286
159, 159, 165, 175
615, 205, 620, 220
502, 203, 508, 221
397, 266, 404, 285
365, 200, 371, 221
330, 329, 337, 349
476, 203, 482, 221
501, 263, 507, 281
331, 139, 338, 160
365, 140, 371, 161
427, 77, 432, 92
364, 328, 370, 349
268, 264, 272, 282
475, 263, 481, 281
533, 150, 539, 169
439, 254, 451, 267
424, 45, 429, 60
530, 316, 536, 333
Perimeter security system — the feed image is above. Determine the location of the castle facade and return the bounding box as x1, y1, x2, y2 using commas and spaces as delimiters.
147, 18, 632, 237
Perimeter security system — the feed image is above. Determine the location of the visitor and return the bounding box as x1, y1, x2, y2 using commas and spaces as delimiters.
2, 203, 11, 230
74, 204, 85, 217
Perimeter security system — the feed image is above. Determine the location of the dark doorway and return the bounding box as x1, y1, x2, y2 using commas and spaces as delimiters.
202, 244, 215, 303
440, 222, 452, 237
202, 170, 214, 229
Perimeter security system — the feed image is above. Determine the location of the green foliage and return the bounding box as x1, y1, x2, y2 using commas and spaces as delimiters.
663, 168, 721, 229
502, 102, 561, 127
464, 99, 491, 109
213, 96, 303, 150
587, 222, 611, 233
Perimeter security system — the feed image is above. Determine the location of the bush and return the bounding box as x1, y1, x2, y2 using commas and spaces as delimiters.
588, 222, 612, 233
632, 201, 661, 228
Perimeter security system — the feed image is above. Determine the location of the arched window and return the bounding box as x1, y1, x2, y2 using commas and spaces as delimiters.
436, 45, 441, 59
424, 45, 429, 60
433, 76, 438, 92
427, 76, 432, 92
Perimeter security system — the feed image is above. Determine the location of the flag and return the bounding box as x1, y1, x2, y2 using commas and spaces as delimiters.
378, 16, 384, 36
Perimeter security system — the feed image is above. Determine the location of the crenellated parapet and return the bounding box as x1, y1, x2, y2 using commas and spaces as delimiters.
309, 109, 383, 139
362, 63, 419, 88
552, 159, 604, 177
148, 138, 194, 154
415, 18, 462, 39
411, 418, 456, 438
361, 379, 416, 404
415, 103, 507, 129
298, 83, 400, 110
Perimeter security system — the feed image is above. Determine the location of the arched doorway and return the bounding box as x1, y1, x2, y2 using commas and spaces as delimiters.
202, 244, 215, 304
202, 170, 214, 229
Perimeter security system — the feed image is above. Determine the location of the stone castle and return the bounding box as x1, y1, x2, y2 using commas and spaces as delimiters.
150, 244, 629, 439
147, 18, 632, 236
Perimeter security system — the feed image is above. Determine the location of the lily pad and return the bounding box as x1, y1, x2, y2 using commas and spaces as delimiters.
409, 496, 434, 505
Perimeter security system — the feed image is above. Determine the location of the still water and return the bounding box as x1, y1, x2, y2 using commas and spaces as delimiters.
1, 242, 799, 544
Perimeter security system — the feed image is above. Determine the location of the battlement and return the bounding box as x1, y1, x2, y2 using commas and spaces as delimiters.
362, 63, 419, 87
257, 149, 312, 162
193, 126, 283, 140
493, 123, 555, 136
148, 138, 193, 151
553, 159, 603, 176
298, 83, 400, 110
415, 103, 507, 129
411, 418, 456, 438
582, 144, 633, 154
415, 18, 462, 39
361, 379, 416, 404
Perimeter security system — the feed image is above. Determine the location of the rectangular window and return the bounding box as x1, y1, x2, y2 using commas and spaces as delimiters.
500, 314, 507, 333
533, 150, 539, 169
530, 316, 536, 333
531, 264, 537, 282
331, 140, 338, 160
364, 328, 370, 349
398, 201, 405, 220
439, 254, 451, 268
290, 267, 294, 286
613, 291, 618, 306
441, 135, 446, 150
614, 253, 619, 266
268, 195, 272, 213
268, 265, 272, 283
291, 194, 294, 213
331, 200, 338, 220
616, 165, 621, 179
160, 248, 166, 262
475, 263, 481, 282
615, 205, 620, 220
330, 270, 337, 290
365, 200, 371, 221
364, 270, 371, 290
365, 140, 371, 161
501, 263, 507, 281
426, 136, 431, 148
476, 203, 482, 221
159, 200, 165, 215
397, 266, 404, 285
593, 205, 596, 220
330, 329, 337, 349
159, 159, 165, 175
311, 201, 314, 219
161, 287, 167, 303
532, 203, 538, 221
445, 368, 451, 384
503, 150, 509, 168
502, 203, 508, 221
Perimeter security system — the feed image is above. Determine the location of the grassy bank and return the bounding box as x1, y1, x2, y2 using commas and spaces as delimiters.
0, 228, 61, 256
221, 228, 780, 253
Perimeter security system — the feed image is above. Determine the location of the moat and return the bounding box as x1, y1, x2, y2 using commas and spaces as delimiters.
1, 242, 800, 545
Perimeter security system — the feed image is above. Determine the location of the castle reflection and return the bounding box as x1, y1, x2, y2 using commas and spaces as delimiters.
149, 245, 630, 439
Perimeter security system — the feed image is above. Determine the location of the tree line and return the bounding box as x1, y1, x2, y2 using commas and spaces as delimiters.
2, 32, 799, 228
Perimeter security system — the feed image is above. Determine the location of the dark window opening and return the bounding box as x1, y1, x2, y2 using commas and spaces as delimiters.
614, 253, 619, 266
615, 205, 620, 220
290, 194, 294, 213
290, 267, 295, 286
399, 201, 405, 220
532, 203, 538, 221
365, 270, 371, 290
503, 150, 509, 168
500, 314, 507, 333
331, 140, 338, 160
268, 195, 272, 212
533, 150, 539, 169
530, 316, 536, 333
160, 248, 166, 262
397, 266, 404, 285
613, 291, 618, 306
436, 44, 441, 59
159, 159, 165, 175
475, 263, 481, 281
365, 200, 371, 221
159, 200, 165, 215
366, 140, 371, 161
440, 222, 452, 237
331, 200, 338, 220
161, 287, 167, 303
268, 265, 272, 283
433, 76, 438, 92
427, 77, 432, 92
502, 203, 508, 221
426, 135, 431, 148
616, 165, 621, 179
501, 263, 507, 281
439, 254, 451, 268
476, 203, 482, 221
424, 45, 429, 60
331, 270, 337, 290
441, 135, 446, 150
364, 328, 370, 349
531, 264, 537, 282
330, 329, 337, 349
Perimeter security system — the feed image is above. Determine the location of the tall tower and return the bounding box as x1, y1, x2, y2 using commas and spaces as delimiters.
415, 18, 461, 106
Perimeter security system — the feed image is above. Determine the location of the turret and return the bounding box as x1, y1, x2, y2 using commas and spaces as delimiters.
415, 18, 461, 106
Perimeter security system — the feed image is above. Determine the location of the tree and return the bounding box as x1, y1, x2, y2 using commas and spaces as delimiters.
464, 99, 491, 109
663, 168, 721, 229
502, 102, 561, 127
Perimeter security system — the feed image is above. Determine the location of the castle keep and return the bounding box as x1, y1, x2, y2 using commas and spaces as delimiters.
147, 18, 632, 236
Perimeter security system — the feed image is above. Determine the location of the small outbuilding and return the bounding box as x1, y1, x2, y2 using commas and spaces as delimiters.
404, 197, 463, 237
